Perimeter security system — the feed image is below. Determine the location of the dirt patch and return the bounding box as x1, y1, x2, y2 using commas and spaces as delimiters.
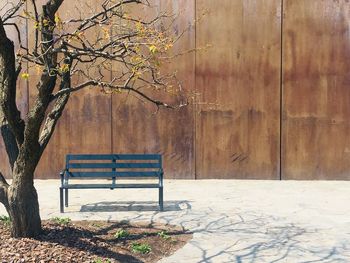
0, 219, 192, 262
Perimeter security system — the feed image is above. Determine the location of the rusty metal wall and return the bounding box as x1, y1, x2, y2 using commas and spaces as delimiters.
195, 0, 281, 179
0, 0, 349, 180
282, 0, 350, 180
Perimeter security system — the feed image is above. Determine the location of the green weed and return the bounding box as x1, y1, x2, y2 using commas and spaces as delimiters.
114, 229, 129, 239
51, 217, 71, 225
0, 215, 10, 226
131, 242, 152, 254
158, 230, 171, 241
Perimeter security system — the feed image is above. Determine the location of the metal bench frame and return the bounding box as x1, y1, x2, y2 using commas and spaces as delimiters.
59, 154, 164, 213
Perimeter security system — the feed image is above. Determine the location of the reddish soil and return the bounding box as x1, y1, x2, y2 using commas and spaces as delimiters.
0, 219, 192, 263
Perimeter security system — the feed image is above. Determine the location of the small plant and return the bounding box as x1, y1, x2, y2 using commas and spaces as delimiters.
91, 222, 103, 228
131, 242, 152, 254
158, 230, 171, 241
51, 217, 71, 225
114, 229, 129, 239
0, 215, 11, 226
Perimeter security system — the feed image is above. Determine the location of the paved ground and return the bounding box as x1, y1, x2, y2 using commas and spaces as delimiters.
1, 180, 350, 262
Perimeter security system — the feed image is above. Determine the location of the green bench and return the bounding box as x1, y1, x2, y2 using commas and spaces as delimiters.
59, 154, 164, 213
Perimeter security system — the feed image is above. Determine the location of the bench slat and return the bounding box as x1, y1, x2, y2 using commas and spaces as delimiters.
68, 154, 161, 161
68, 163, 161, 169
68, 171, 160, 178
61, 184, 160, 189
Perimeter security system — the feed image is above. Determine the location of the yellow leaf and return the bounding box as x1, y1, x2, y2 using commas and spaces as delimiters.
42, 19, 49, 26
102, 27, 110, 39
149, 45, 157, 54
60, 64, 70, 73
135, 22, 143, 31
55, 14, 63, 30
21, 73, 29, 79
54, 14, 61, 24
34, 22, 39, 29
164, 43, 173, 51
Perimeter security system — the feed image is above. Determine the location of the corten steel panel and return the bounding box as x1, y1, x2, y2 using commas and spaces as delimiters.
282, 0, 350, 180
111, 0, 196, 179
195, 0, 282, 179
0, 4, 28, 178
33, 0, 113, 178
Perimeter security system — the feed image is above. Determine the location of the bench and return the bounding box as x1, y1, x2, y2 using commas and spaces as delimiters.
59, 154, 164, 213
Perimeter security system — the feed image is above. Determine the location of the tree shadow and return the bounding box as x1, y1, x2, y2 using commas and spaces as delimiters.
91, 220, 190, 243
80, 200, 191, 212
151, 209, 350, 262
39, 223, 144, 262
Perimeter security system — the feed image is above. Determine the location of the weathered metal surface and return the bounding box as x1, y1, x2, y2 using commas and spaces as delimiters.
111, 0, 196, 179
282, 0, 350, 180
0, 1, 349, 180
195, 0, 282, 179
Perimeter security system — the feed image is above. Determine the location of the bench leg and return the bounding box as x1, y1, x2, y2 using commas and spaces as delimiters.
159, 187, 163, 211
64, 189, 68, 207
60, 188, 64, 213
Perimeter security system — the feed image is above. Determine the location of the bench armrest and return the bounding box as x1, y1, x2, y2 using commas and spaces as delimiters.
60, 169, 67, 186
159, 168, 164, 187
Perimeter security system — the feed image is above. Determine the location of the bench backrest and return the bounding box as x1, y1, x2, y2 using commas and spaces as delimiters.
65, 154, 162, 178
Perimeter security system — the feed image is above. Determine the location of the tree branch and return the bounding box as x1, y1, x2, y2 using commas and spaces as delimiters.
52, 80, 174, 109
23, 0, 65, 149
0, 172, 9, 188
30, 0, 40, 55
74, 0, 141, 33
39, 58, 71, 150
2, 22, 26, 50
0, 172, 9, 208
2, 0, 26, 23
43, 0, 64, 20
39, 93, 69, 150
0, 114, 19, 170
0, 18, 25, 146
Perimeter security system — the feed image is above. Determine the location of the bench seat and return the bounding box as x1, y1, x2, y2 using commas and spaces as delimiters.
59, 154, 164, 212
62, 183, 161, 189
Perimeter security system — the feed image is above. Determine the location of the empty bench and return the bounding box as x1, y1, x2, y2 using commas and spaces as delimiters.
59, 154, 164, 213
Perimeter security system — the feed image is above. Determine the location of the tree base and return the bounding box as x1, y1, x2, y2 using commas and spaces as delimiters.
7, 183, 42, 238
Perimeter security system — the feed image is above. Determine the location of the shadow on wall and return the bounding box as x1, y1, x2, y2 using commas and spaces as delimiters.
80, 200, 191, 212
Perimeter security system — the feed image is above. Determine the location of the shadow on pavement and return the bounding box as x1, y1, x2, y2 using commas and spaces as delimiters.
154, 210, 350, 262
80, 200, 191, 212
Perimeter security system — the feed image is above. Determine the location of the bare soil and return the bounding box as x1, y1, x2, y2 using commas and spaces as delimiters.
0, 219, 192, 263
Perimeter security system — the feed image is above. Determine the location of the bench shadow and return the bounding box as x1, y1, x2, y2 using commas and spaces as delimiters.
80, 200, 191, 212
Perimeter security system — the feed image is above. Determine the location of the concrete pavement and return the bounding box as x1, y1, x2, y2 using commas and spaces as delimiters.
1, 179, 350, 262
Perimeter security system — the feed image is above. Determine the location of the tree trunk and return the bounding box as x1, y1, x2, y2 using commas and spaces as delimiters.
0, 122, 19, 170
0, 117, 42, 238
6, 155, 42, 237
7, 178, 42, 238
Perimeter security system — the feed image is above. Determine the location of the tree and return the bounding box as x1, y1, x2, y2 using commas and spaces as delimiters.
0, 0, 187, 237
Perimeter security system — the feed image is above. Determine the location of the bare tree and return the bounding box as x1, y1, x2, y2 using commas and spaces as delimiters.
0, 0, 187, 237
